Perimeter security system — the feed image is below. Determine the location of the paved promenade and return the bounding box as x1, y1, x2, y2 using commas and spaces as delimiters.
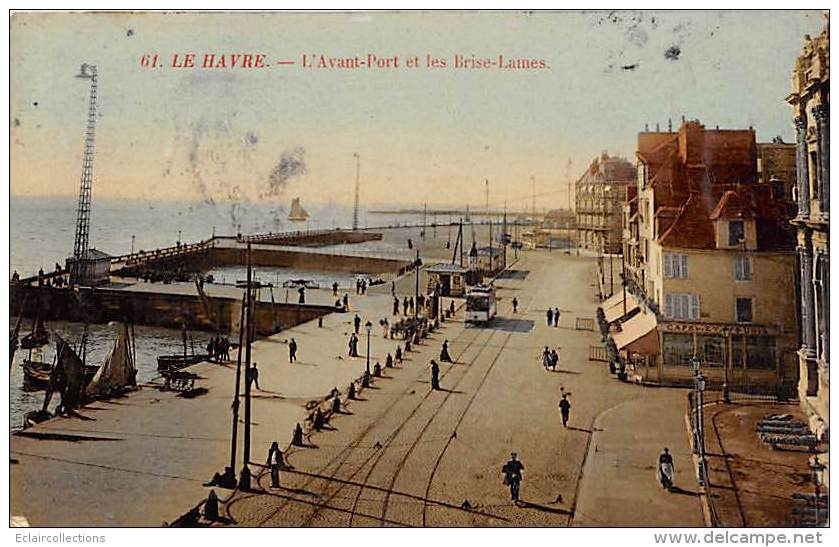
11, 246, 706, 527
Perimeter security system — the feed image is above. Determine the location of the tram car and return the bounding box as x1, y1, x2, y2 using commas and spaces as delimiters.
465, 284, 497, 325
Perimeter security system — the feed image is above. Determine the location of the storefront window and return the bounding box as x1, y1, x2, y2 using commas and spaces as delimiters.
731, 335, 746, 368
663, 333, 693, 366
697, 335, 725, 367
746, 335, 776, 370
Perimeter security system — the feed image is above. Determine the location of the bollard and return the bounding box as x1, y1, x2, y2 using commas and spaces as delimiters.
348, 382, 356, 399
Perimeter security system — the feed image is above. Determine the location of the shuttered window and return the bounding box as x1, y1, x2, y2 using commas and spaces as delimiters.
663, 254, 688, 279
665, 293, 701, 320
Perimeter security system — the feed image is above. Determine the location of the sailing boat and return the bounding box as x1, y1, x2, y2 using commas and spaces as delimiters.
20, 316, 49, 350
23, 333, 87, 427
288, 197, 310, 221
21, 334, 98, 392
86, 323, 138, 398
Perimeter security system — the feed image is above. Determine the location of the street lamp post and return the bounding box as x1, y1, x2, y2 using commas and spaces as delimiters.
691, 355, 707, 486
365, 320, 372, 375
809, 454, 826, 526
130, 235, 135, 255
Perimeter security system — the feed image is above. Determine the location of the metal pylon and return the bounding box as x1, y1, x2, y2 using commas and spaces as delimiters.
70, 63, 98, 285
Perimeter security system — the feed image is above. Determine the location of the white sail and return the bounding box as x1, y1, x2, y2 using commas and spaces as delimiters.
86, 324, 137, 397
288, 197, 310, 220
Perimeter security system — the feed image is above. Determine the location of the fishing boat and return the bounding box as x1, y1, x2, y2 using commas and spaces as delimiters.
287, 197, 310, 221
21, 345, 97, 392
86, 323, 138, 398
156, 324, 207, 371
19, 317, 49, 350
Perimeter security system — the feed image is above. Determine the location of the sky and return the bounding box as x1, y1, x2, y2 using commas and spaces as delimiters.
9, 10, 825, 211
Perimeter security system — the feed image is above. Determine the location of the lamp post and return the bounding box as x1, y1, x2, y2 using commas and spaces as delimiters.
691, 355, 707, 486
722, 327, 731, 404
365, 320, 372, 375
130, 235, 135, 255
809, 454, 826, 526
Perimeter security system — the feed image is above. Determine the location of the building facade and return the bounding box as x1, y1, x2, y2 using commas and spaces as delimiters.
575, 152, 637, 254
619, 120, 799, 393
787, 20, 829, 440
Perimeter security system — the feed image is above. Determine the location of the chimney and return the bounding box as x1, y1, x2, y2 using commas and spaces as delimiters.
679, 120, 705, 164
645, 123, 649, 132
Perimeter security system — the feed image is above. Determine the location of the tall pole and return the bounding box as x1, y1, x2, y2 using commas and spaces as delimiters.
609, 249, 614, 297
130, 235, 135, 255
531, 175, 536, 225
240, 242, 253, 490
622, 251, 627, 317
352, 153, 360, 231
70, 63, 98, 286
229, 292, 246, 474
415, 249, 420, 320
423, 203, 427, 239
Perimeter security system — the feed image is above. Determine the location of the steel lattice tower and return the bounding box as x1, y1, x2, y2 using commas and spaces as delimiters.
70, 63, 98, 285
352, 152, 360, 230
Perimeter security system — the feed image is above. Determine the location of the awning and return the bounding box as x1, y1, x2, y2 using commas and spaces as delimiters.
604, 291, 641, 323
612, 310, 659, 354
599, 291, 624, 311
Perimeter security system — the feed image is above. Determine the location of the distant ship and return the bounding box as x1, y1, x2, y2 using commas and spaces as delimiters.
288, 197, 310, 221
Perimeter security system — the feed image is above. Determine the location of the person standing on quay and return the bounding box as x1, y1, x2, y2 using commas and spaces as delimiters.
393, 296, 400, 316
343, 293, 350, 311
354, 314, 361, 334
332, 281, 339, 296
298, 286, 306, 304
289, 338, 298, 363
512, 297, 518, 314
267, 441, 285, 488
554, 307, 560, 327
546, 308, 553, 327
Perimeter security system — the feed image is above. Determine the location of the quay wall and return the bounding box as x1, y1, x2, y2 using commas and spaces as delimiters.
9, 285, 332, 336
245, 230, 382, 247
209, 247, 411, 275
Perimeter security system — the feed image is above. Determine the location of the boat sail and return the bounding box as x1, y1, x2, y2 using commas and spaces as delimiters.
45, 334, 87, 414
86, 323, 138, 398
20, 316, 49, 350
288, 197, 310, 221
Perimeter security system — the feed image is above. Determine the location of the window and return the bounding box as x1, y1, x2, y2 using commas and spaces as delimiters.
664, 253, 688, 279
697, 335, 725, 367
665, 293, 700, 320
734, 255, 752, 281
663, 333, 694, 366
736, 297, 753, 323
746, 335, 776, 370
728, 220, 745, 246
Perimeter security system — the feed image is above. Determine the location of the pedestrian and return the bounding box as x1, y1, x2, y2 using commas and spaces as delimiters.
405, 337, 412, 352
355, 279, 360, 295
204, 490, 219, 521
393, 296, 400, 316
403, 297, 409, 315
289, 338, 298, 363
382, 318, 390, 338
502, 453, 524, 502
391, 281, 396, 296
409, 297, 415, 314
449, 300, 455, 316
657, 448, 675, 490
332, 394, 341, 414
542, 346, 551, 370
431, 360, 440, 390
354, 314, 361, 334
249, 363, 261, 390
292, 423, 304, 446
373, 362, 382, 377
207, 337, 216, 363
343, 293, 349, 311
546, 308, 553, 326
554, 307, 560, 327
550, 348, 559, 371
559, 394, 571, 428
386, 353, 394, 368
267, 441, 284, 488
512, 297, 518, 314
395, 345, 403, 364
313, 407, 326, 431
298, 286, 306, 304
440, 339, 452, 363
222, 337, 230, 361
348, 382, 357, 400
333, 281, 339, 296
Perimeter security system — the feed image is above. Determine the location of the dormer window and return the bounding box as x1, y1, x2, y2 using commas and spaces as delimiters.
728, 220, 745, 247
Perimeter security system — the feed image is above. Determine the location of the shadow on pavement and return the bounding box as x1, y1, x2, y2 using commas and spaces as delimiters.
495, 270, 530, 280
485, 317, 534, 333
515, 499, 573, 515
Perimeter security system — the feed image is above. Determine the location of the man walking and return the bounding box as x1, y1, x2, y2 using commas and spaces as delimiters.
393, 296, 400, 316
542, 346, 552, 370
546, 308, 553, 327
554, 307, 560, 327
289, 338, 298, 363
502, 452, 524, 502
430, 360, 440, 390
512, 297, 518, 314
332, 281, 339, 296
354, 314, 361, 334
298, 286, 306, 304
343, 293, 349, 311
559, 394, 571, 428
267, 441, 285, 488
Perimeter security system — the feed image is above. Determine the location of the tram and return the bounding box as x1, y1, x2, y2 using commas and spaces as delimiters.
465, 284, 497, 325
